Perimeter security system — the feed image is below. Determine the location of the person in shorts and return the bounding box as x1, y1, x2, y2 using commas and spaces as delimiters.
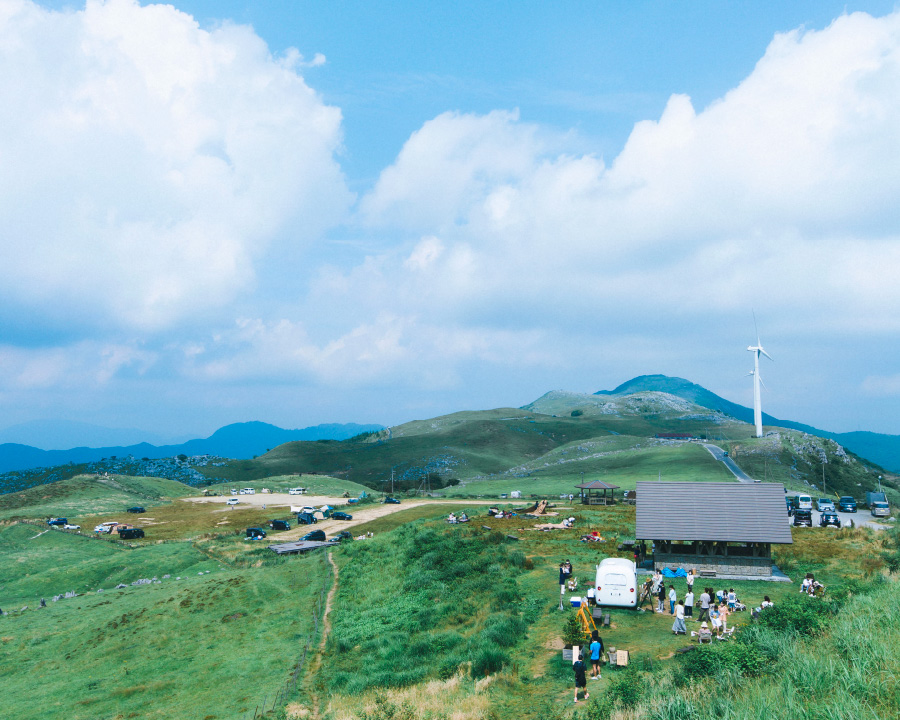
589, 631, 603, 679
684, 589, 694, 619
572, 646, 589, 703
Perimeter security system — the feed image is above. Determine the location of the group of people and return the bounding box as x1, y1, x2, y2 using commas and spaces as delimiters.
571, 630, 604, 703
446, 512, 469, 524
800, 574, 825, 596
639, 570, 760, 638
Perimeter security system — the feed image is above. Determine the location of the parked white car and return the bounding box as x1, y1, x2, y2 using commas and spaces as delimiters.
226, 498, 239, 506
230, 488, 238, 495
64, 523, 81, 530
288, 487, 307, 495
94, 521, 119, 533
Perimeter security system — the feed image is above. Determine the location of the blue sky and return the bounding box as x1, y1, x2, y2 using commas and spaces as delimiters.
2, 0, 900, 443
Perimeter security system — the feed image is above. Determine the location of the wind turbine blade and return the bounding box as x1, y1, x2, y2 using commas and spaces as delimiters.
753, 310, 760, 346
760, 348, 773, 361
758, 374, 768, 392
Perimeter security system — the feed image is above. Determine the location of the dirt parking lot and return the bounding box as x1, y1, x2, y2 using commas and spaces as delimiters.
182, 493, 495, 540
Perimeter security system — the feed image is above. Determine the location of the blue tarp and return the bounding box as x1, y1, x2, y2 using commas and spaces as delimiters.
662, 567, 688, 578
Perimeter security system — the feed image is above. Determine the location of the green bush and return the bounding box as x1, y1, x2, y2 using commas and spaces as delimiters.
583, 667, 646, 720
471, 646, 509, 677
756, 595, 834, 636
677, 638, 767, 680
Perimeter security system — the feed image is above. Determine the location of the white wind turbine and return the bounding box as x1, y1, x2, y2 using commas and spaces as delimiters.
747, 322, 773, 438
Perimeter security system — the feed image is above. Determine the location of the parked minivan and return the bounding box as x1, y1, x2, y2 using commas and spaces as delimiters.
269, 519, 290, 531
796, 495, 813, 511
594, 558, 637, 608
871, 501, 890, 518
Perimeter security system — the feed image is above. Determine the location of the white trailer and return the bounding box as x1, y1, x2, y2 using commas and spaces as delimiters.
594, 558, 638, 608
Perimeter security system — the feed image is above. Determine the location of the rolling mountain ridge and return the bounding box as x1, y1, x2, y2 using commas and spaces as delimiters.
595, 375, 900, 473
0, 421, 383, 474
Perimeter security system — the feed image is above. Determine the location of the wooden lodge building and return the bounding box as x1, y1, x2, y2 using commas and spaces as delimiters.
635, 481, 792, 577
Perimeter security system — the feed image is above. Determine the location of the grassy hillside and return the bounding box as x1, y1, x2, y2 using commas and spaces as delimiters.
0, 535, 329, 720
202, 472, 372, 497
0, 522, 218, 606
198, 396, 756, 491
0, 474, 193, 521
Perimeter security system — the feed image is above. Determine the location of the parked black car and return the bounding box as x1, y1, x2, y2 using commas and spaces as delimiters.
793, 509, 813, 527
332, 530, 353, 543
332, 511, 353, 520
384, 497, 401, 504
819, 511, 841, 528
296, 512, 317, 525
246, 527, 267, 539
300, 529, 326, 542
126, 506, 145, 514
269, 519, 290, 531
838, 496, 857, 512
47, 517, 68, 526
119, 528, 145, 539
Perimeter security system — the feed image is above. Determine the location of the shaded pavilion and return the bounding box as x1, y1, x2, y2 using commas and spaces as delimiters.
576, 479, 620, 505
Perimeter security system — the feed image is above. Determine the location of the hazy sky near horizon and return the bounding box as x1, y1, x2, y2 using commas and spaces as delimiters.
2, 0, 900, 440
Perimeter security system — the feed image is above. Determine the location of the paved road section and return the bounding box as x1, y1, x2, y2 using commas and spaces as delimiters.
702, 444, 755, 483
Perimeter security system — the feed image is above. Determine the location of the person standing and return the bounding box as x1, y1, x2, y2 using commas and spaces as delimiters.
572, 646, 589, 703
559, 561, 570, 608
589, 631, 603, 679
684, 588, 694, 619
656, 581, 666, 613
710, 604, 722, 637
672, 600, 687, 635
719, 603, 729, 635
698, 588, 711, 622
668, 585, 677, 615
686, 569, 695, 594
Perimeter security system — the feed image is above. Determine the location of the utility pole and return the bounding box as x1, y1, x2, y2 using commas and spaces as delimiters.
822, 462, 826, 496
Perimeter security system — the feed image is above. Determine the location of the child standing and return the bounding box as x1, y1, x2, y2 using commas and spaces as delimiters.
668, 585, 677, 615
684, 588, 694, 619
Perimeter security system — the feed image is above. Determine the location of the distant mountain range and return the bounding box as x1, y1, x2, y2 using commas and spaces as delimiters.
597, 375, 900, 473
0, 421, 383, 474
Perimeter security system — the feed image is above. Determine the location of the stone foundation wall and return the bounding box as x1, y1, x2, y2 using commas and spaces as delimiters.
654, 553, 772, 577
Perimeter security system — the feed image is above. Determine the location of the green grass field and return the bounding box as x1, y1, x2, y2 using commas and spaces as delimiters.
445, 441, 734, 497
0, 549, 330, 720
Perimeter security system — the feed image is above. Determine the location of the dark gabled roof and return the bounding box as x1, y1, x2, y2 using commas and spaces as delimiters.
576, 480, 620, 490
635, 481, 793, 544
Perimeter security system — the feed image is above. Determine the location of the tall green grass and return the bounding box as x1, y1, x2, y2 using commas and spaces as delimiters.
577, 577, 898, 720
322, 523, 529, 695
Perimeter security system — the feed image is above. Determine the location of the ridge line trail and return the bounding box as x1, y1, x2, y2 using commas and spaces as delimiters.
309, 551, 338, 720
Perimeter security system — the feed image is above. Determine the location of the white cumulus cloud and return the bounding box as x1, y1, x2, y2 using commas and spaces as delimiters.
0, 0, 350, 333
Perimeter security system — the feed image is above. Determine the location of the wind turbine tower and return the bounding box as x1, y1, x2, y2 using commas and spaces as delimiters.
747, 332, 773, 438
